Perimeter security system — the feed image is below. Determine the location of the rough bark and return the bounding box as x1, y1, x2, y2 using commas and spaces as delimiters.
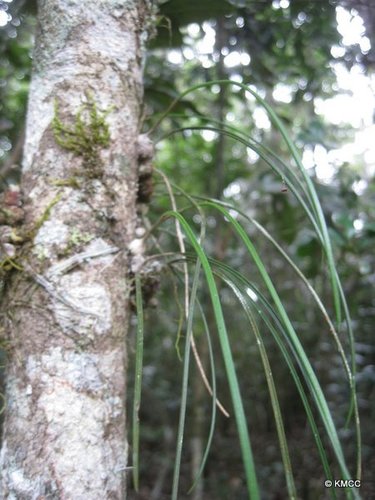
0, 1, 152, 498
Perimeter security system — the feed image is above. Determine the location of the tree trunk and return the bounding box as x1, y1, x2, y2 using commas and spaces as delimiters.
0, 1, 152, 498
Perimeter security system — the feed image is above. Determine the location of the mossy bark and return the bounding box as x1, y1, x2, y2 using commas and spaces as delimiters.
0, 1, 152, 498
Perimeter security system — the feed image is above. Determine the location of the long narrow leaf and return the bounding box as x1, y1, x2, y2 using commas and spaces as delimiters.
132, 274, 145, 491
236, 288, 297, 498
187, 300, 218, 493
199, 196, 361, 479
202, 201, 358, 498
172, 258, 202, 500
163, 210, 260, 500
151, 79, 342, 325
207, 257, 337, 498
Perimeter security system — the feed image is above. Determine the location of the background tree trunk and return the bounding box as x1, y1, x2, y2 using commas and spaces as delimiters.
0, 1, 152, 497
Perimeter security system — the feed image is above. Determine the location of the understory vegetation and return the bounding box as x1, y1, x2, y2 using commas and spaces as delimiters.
1, 1, 374, 498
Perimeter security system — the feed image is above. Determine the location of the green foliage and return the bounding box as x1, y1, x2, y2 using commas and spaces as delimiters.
2, 1, 374, 498
137, 1, 372, 495
133, 80, 363, 499
166, 209, 260, 499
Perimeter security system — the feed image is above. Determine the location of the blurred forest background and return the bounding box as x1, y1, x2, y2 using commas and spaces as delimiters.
0, 0, 374, 498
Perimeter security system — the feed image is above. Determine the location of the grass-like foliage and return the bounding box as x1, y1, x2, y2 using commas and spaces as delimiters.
132, 80, 361, 499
